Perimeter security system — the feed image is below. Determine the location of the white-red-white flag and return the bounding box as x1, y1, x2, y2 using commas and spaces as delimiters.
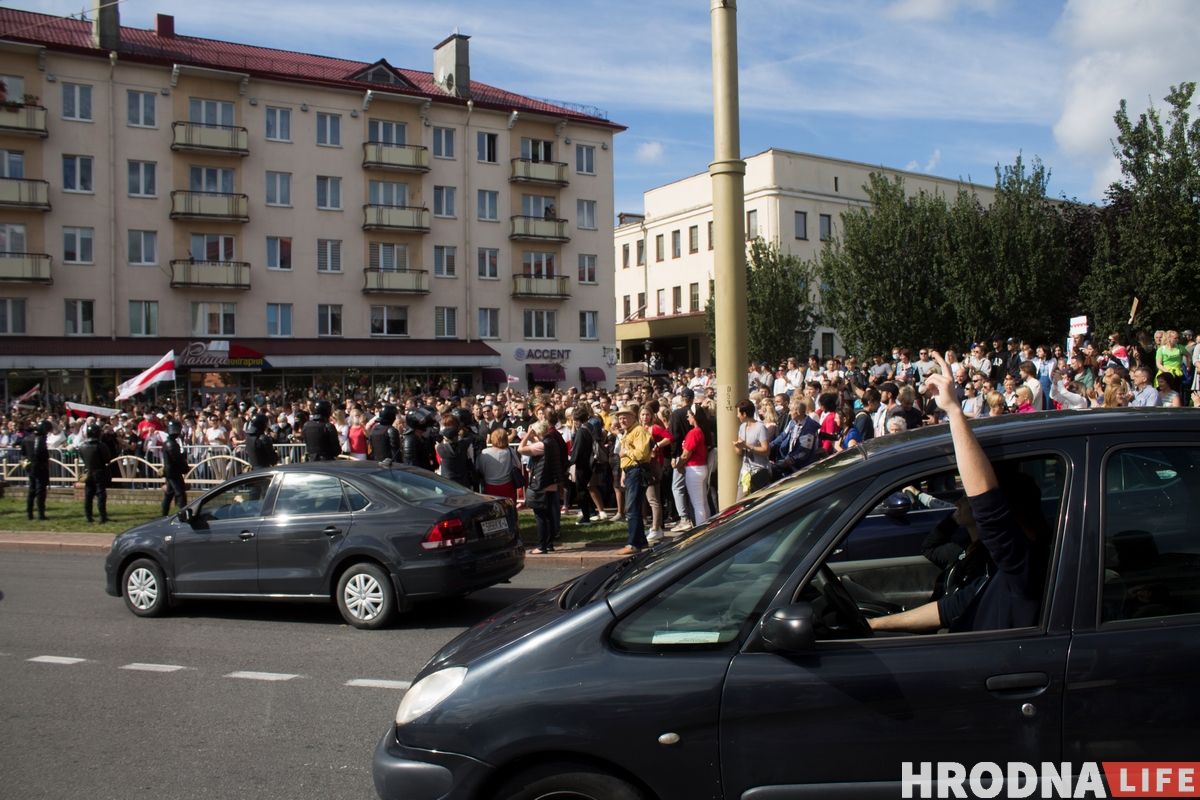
11, 383, 40, 408
116, 350, 176, 401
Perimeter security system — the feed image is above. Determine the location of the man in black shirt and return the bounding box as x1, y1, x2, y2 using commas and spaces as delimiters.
303, 400, 340, 461
79, 424, 113, 524
22, 419, 51, 520
244, 413, 279, 470
161, 421, 190, 516
988, 336, 1009, 386
369, 405, 402, 464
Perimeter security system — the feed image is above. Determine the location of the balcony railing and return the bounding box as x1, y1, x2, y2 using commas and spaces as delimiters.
0, 104, 48, 137
170, 122, 249, 155
510, 158, 569, 186
362, 204, 431, 233
169, 260, 251, 290
0, 252, 52, 283
510, 215, 570, 242
362, 268, 430, 294
511, 273, 570, 299
0, 178, 50, 210
362, 142, 430, 172
170, 191, 250, 222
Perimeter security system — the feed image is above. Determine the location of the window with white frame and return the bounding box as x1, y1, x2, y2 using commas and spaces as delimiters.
370, 305, 408, 336
317, 304, 342, 336
317, 239, 342, 272
477, 131, 498, 163
266, 237, 292, 270
369, 242, 407, 271
62, 83, 92, 121
191, 302, 235, 336
266, 303, 292, 337
0, 75, 25, 103
746, 209, 759, 241
434, 245, 456, 277
579, 310, 598, 340
795, 210, 808, 240
433, 186, 456, 217
656, 288, 666, 316
1, 149, 23, 178
623, 296, 631, 321
578, 254, 597, 284
478, 308, 500, 339
367, 119, 403, 144
673, 285, 682, 314
63, 155, 92, 193
689, 225, 699, 253
265, 171, 292, 206
0, 298, 26, 334
819, 214, 832, 241
127, 90, 155, 127
128, 230, 156, 265
522, 194, 554, 218
316, 176, 341, 209
0, 223, 26, 253
128, 160, 155, 197
129, 300, 158, 336
190, 166, 234, 193
265, 107, 291, 141
190, 233, 235, 263
577, 199, 597, 230
576, 144, 595, 175
655, 234, 664, 262
524, 309, 556, 340
621, 243, 629, 269
64, 227, 94, 264
477, 247, 498, 279
368, 180, 407, 206
435, 306, 458, 338
189, 98, 233, 127
65, 299, 94, 335
672, 230, 681, 258
708, 220, 714, 250
522, 251, 555, 277
690, 282, 700, 312
478, 190, 498, 221
521, 138, 553, 162
317, 113, 341, 146
433, 127, 455, 159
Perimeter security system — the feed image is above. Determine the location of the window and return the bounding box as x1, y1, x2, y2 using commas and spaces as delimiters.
318, 304, 343, 336
63, 227, 93, 264
265, 171, 292, 206
433, 127, 455, 159
477, 247, 498, 279
196, 476, 271, 522
0, 298, 26, 334
191, 302, 236, 336
0, 75, 25, 102
834, 176, 839, 192
127, 90, 155, 127
65, 299, 94, 335
265, 107, 291, 141
524, 309, 557, 340
623, 295, 631, 321
371, 305, 408, 336
129, 300, 158, 336
578, 254, 597, 284
689, 225, 699, 253
746, 209, 758, 241
189, 98, 233, 127
0, 223, 24, 253
190, 234, 235, 262
477, 131, 498, 163
795, 210, 808, 240
434, 245, 456, 277
128, 160, 155, 197
636, 292, 646, 318
189, 166, 234, 194
521, 194, 554, 218
522, 251, 555, 277
369, 242, 408, 271
819, 214, 832, 241
622, 243, 630, 269
316, 113, 340, 146
435, 306, 458, 338
656, 288, 666, 316
655, 234, 665, 262
478, 190, 498, 221
316, 176, 341, 209
636, 239, 645, 266
62, 83, 92, 121
0, 149, 23, 178
673, 285, 682, 314
690, 283, 700, 312
577, 199, 597, 230
576, 144, 595, 174
317, 239, 342, 273
579, 310, 598, 340
478, 308, 500, 339
368, 119, 405, 144
266, 237, 292, 270
433, 186, 456, 218
821, 332, 834, 359
521, 138, 553, 162
127, 230, 156, 265
274, 473, 348, 517
266, 303, 292, 337
62, 155, 93, 193
369, 180, 407, 206
708, 220, 714, 250
672, 230, 681, 258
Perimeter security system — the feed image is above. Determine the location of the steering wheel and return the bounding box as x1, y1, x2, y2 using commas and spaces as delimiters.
819, 564, 874, 638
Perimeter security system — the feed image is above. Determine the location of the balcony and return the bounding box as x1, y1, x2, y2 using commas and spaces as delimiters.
510, 215, 569, 243
170, 191, 249, 222
509, 158, 568, 187
0, 252, 52, 283
362, 268, 430, 294
170, 260, 251, 290
0, 104, 48, 137
362, 204, 431, 233
171, 122, 249, 155
0, 178, 50, 210
362, 142, 430, 173
511, 273, 570, 299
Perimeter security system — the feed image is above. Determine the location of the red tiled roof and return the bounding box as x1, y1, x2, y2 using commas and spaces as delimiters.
0, 8, 623, 130
0, 337, 500, 358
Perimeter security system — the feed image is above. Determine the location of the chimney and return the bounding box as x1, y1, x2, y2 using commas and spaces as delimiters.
433, 30, 470, 99
91, 0, 120, 51
154, 14, 175, 38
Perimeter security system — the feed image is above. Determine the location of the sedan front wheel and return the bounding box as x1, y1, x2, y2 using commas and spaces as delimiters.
123, 558, 168, 618
336, 563, 395, 629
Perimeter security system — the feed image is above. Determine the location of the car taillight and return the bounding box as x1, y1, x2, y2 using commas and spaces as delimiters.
421, 518, 466, 550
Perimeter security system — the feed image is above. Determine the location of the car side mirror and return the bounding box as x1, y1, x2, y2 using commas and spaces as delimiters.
178, 507, 193, 524
759, 602, 816, 653
882, 492, 912, 518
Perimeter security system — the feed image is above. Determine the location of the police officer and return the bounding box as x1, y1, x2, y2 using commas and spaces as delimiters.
79, 424, 113, 524
368, 404, 402, 464
302, 400, 340, 461
401, 408, 435, 470
244, 413, 279, 470
22, 419, 51, 520
161, 421, 189, 516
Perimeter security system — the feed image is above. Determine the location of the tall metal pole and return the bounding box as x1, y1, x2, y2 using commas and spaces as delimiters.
710, 0, 748, 509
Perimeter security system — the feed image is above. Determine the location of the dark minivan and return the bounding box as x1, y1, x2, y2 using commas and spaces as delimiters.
373, 410, 1200, 800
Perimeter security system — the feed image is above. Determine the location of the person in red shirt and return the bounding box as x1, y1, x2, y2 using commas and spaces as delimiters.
136, 410, 164, 440
678, 405, 711, 525
639, 405, 673, 544
816, 393, 839, 454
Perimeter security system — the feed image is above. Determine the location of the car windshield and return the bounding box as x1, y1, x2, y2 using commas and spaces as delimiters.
364, 467, 471, 503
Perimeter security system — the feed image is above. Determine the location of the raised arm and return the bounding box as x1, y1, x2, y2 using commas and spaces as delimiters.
928, 352, 998, 498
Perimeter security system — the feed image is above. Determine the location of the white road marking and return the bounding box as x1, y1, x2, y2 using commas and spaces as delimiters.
28, 655, 86, 665
121, 663, 187, 673
344, 679, 411, 690
224, 670, 300, 681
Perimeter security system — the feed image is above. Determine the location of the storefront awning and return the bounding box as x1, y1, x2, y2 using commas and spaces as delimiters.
481, 367, 507, 384
528, 363, 566, 382
579, 367, 606, 383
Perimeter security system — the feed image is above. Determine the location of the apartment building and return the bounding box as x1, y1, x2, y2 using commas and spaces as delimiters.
614, 149, 994, 370
0, 5, 622, 406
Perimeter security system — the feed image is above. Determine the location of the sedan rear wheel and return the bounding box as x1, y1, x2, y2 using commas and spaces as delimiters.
122, 558, 168, 618
492, 761, 645, 800
336, 563, 395, 629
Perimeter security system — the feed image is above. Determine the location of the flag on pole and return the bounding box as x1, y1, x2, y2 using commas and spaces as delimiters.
506, 374, 521, 383
11, 383, 40, 408
116, 350, 175, 401
65, 401, 120, 419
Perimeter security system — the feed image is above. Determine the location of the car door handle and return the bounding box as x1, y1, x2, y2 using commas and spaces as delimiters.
239, 530, 255, 540
986, 672, 1049, 696
324, 526, 342, 536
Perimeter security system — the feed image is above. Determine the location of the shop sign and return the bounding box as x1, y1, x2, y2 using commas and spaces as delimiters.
177, 340, 270, 370
514, 348, 571, 361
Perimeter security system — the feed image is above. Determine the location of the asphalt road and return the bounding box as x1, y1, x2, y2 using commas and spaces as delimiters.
0, 552, 589, 800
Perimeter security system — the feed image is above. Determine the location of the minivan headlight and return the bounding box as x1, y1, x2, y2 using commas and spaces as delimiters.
395, 667, 467, 725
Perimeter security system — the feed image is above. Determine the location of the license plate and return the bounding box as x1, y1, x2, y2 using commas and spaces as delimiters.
481, 518, 508, 535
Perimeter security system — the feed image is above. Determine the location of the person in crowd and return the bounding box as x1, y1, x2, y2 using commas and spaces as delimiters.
1130, 366, 1162, 407
886, 416, 908, 435
757, 399, 779, 442
615, 405, 652, 554
1050, 374, 1090, 410
244, 413, 279, 470
833, 406, 862, 451
477, 427, 520, 501
770, 395, 819, 478
1157, 373, 1183, 407
1019, 361, 1044, 410
567, 405, 599, 523
897, 386, 924, 432
160, 420, 189, 516
985, 391, 1007, 418
1014, 386, 1037, 413
1157, 329, 1188, 381
303, 400, 340, 461
961, 372, 984, 418
519, 420, 562, 554
677, 404, 711, 526
368, 405, 401, 464
79, 423, 112, 524
639, 405, 673, 544
22, 419, 51, 520
436, 414, 474, 486
347, 411, 368, 460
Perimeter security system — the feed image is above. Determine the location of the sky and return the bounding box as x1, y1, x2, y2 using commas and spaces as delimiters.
6, 0, 1200, 216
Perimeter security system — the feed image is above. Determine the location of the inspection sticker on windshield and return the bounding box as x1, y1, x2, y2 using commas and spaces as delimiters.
481, 518, 508, 535
652, 631, 721, 644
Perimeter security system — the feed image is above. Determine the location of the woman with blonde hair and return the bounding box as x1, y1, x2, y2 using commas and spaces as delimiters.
1014, 386, 1036, 414
757, 399, 778, 441
985, 391, 1007, 417
1102, 385, 1128, 408
476, 427, 519, 501
347, 411, 368, 459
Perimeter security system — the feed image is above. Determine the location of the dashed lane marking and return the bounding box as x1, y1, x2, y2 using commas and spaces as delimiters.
344, 679, 411, 690
225, 670, 300, 681
28, 655, 86, 665
121, 663, 187, 673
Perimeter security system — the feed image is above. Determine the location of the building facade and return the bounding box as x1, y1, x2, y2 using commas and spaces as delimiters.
613, 149, 994, 370
0, 6, 622, 407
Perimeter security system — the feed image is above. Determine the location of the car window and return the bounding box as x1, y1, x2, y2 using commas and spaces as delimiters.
197, 476, 273, 521
364, 468, 469, 503
273, 473, 348, 516
343, 481, 370, 512
1102, 446, 1200, 624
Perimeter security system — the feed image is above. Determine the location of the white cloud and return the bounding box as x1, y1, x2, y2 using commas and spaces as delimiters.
634, 141, 666, 165
924, 149, 942, 172
905, 160, 920, 171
